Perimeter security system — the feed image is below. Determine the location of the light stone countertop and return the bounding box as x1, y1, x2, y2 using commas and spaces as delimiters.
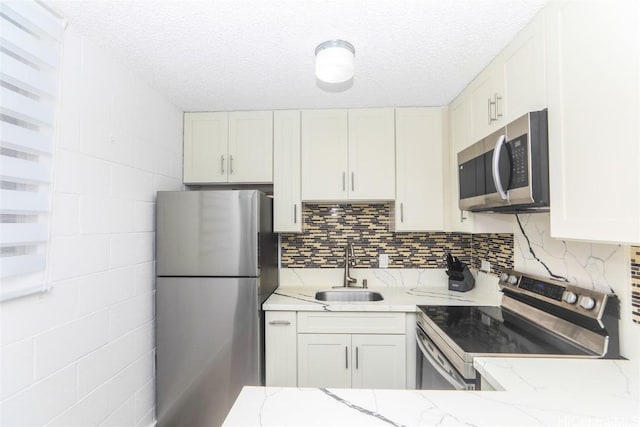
250, 269, 640, 426
223, 359, 640, 426
263, 268, 502, 312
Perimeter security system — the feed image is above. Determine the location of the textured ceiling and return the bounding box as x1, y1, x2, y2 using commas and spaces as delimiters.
48, 0, 547, 112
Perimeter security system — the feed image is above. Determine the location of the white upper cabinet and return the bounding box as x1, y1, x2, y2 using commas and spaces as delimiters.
394, 107, 445, 232
545, 1, 640, 244
469, 62, 505, 142
502, 10, 547, 121
444, 96, 475, 233
301, 109, 349, 200
228, 111, 273, 183
301, 108, 395, 201
347, 108, 396, 200
183, 112, 229, 184
273, 110, 302, 233
183, 111, 273, 185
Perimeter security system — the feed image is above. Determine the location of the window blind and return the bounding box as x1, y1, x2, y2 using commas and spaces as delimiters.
0, 1, 65, 301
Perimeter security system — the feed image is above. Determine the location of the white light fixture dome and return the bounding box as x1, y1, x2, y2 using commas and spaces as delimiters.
315, 40, 355, 83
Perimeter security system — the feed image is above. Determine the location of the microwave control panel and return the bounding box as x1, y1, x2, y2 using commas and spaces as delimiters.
508, 135, 529, 189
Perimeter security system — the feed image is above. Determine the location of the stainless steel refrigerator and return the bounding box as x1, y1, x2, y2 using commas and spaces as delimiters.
155, 190, 278, 427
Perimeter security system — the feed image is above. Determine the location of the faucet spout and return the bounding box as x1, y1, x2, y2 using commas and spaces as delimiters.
343, 243, 357, 287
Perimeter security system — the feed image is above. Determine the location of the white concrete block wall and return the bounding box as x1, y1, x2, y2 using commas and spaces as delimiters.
0, 25, 183, 426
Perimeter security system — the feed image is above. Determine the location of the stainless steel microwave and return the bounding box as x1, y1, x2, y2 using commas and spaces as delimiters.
457, 109, 549, 213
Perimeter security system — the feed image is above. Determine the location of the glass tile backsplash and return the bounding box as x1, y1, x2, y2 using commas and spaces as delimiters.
280, 203, 513, 273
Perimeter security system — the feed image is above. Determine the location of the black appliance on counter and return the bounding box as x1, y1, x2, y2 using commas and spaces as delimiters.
416, 269, 620, 390
445, 253, 475, 292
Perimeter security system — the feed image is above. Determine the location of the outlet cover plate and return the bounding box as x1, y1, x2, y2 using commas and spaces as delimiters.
379, 254, 389, 268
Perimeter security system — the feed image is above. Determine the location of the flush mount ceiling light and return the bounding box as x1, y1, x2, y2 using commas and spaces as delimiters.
315, 39, 355, 83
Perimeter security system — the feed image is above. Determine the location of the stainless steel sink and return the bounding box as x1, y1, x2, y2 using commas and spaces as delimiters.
314, 290, 384, 302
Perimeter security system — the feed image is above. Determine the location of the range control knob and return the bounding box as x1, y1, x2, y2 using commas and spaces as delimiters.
579, 296, 596, 310
499, 273, 509, 283
562, 291, 578, 304
507, 275, 518, 285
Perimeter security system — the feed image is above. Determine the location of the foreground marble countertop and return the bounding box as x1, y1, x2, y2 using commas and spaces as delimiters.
223, 359, 640, 426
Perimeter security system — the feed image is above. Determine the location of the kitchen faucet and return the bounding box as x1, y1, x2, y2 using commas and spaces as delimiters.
343, 242, 358, 287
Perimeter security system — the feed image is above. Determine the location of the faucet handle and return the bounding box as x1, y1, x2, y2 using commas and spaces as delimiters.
349, 243, 357, 266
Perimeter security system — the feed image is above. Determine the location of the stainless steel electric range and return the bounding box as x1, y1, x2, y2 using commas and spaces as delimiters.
416, 270, 620, 390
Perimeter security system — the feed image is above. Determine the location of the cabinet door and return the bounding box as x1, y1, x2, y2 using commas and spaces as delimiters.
183, 112, 228, 184
546, 1, 640, 244
273, 111, 302, 232
228, 111, 273, 183
351, 334, 406, 390
265, 311, 297, 387
298, 334, 351, 388
301, 110, 349, 201
469, 63, 505, 141
348, 108, 396, 200
445, 95, 475, 232
503, 10, 546, 122
394, 108, 444, 231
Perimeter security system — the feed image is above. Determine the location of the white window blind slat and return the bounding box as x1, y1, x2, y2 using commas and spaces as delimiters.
0, 51, 57, 98
0, 86, 55, 126
0, 277, 46, 301
0, 223, 48, 246
0, 189, 50, 214
1, 0, 63, 301
0, 1, 64, 42
0, 255, 46, 279
0, 15, 60, 68
0, 155, 51, 184
0, 121, 53, 155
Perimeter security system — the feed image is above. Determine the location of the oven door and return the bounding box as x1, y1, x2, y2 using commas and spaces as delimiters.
416, 327, 475, 390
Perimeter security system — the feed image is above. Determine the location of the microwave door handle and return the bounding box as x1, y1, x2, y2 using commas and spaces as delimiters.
492, 134, 508, 200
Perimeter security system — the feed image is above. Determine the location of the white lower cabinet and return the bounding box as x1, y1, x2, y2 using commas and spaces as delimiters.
350, 334, 406, 389
266, 311, 409, 388
265, 311, 297, 387
297, 334, 352, 388
296, 311, 407, 389
297, 333, 406, 389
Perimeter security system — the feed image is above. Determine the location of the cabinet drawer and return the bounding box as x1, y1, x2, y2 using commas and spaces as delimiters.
297, 312, 405, 334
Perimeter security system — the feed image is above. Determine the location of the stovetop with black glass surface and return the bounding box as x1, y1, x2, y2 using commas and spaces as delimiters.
416, 304, 594, 357
417, 269, 619, 362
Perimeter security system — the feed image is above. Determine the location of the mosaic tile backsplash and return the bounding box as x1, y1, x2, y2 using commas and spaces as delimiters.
632, 246, 640, 324
280, 204, 513, 273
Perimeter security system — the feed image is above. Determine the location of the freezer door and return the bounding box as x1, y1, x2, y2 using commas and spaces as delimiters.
156, 277, 261, 427
156, 190, 261, 277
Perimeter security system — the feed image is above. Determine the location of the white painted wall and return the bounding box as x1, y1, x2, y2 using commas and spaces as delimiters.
0, 26, 183, 426
514, 213, 639, 362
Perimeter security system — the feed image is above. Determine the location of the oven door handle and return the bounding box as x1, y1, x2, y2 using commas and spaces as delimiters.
492, 134, 509, 200
415, 329, 468, 391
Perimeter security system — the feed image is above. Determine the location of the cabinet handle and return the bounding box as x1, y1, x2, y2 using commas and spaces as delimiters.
356, 347, 359, 369
495, 93, 503, 119
220, 155, 225, 174
229, 155, 234, 174
342, 172, 346, 192
268, 320, 291, 325
345, 346, 348, 369
487, 98, 492, 124
460, 210, 468, 223
293, 204, 297, 224
351, 172, 354, 192
400, 202, 404, 223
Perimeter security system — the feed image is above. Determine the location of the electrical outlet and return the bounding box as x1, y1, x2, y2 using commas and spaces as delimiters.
480, 260, 491, 273
379, 254, 389, 268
